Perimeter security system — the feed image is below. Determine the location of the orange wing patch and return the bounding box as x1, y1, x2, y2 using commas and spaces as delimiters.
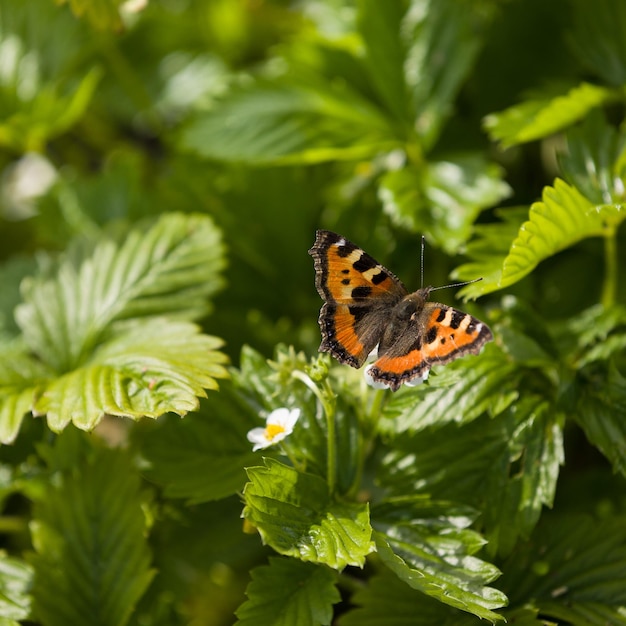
311, 230, 406, 305
420, 306, 490, 362
368, 306, 493, 390
318, 303, 367, 366
324, 243, 402, 302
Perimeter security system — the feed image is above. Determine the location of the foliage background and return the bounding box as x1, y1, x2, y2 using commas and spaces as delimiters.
0, 0, 625, 624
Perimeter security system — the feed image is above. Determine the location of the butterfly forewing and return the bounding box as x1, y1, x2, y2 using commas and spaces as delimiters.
310, 230, 406, 304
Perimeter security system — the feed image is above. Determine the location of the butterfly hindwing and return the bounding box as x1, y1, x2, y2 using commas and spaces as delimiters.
309, 230, 407, 367
368, 302, 493, 390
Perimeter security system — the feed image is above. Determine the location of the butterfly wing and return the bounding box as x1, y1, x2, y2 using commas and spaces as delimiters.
309, 230, 407, 368
368, 301, 493, 390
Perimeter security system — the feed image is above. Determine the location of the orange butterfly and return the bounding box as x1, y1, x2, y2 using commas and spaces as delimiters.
309, 230, 493, 391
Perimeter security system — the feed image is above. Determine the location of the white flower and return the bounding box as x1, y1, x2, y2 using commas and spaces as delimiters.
247, 408, 300, 451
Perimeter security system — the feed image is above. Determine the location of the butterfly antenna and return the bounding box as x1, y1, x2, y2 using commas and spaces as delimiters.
430, 277, 483, 292
421, 235, 483, 291
420, 235, 425, 289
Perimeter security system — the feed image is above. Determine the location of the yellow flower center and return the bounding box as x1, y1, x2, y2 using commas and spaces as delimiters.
265, 423, 285, 440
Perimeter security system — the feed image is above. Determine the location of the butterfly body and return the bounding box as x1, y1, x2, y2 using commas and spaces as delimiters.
309, 230, 493, 391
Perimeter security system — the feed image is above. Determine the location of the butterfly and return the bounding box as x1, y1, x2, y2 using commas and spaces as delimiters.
308, 230, 493, 391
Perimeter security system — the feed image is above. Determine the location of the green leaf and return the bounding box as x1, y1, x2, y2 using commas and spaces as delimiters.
0, 342, 51, 444
30, 442, 154, 626
484, 82, 613, 148
401, 0, 494, 148
501, 514, 626, 624
0, 53, 101, 152
0, 554, 33, 622
380, 345, 518, 434
242, 458, 374, 570
373, 520, 506, 622
559, 110, 626, 206
338, 568, 481, 626
356, 0, 409, 125
180, 83, 396, 165
3, 213, 228, 438
564, 304, 626, 366
16, 212, 226, 373
0, 257, 38, 340
570, 0, 626, 87
59, 0, 125, 31
233, 345, 344, 486
466, 179, 618, 296
574, 364, 626, 476
379, 155, 510, 253
32, 319, 228, 432
139, 386, 260, 503
380, 397, 564, 556
235, 557, 340, 626
453, 207, 528, 301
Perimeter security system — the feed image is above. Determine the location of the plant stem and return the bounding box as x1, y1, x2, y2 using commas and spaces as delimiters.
292, 370, 337, 495
322, 380, 337, 496
602, 228, 618, 308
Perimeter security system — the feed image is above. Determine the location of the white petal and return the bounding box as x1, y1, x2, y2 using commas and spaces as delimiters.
405, 370, 429, 387
364, 364, 392, 390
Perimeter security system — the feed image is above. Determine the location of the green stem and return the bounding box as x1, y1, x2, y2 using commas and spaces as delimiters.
322, 380, 337, 496
292, 371, 337, 495
602, 228, 618, 308
346, 388, 387, 499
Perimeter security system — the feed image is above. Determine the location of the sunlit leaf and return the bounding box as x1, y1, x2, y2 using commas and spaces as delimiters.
0, 343, 51, 444
484, 83, 613, 148
374, 524, 506, 622
16, 212, 226, 373
338, 568, 481, 626
243, 458, 374, 570
379, 155, 510, 253
453, 207, 528, 300
0, 1, 102, 151
180, 83, 396, 165
559, 110, 626, 205
462, 179, 621, 297
380, 345, 518, 434
33, 320, 228, 432
380, 397, 564, 557
236, 557, 340, 626
0, 555, 32, 622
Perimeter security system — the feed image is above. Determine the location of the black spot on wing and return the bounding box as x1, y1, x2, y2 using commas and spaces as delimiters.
371, 271, 387, 285
450, 310, 465, 330
425, 326, 438, 344
336, 241, 357, 257
353, 255, 377, 273
348, 305, 367, 324
341, 278, 350, 285
435, 308, 446, 323
351, 286, 372, 300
